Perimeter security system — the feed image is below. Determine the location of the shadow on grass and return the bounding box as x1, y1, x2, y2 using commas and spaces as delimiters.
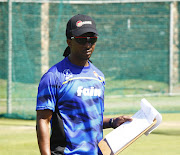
152, 130, 180, 136
0, 113, 36, 120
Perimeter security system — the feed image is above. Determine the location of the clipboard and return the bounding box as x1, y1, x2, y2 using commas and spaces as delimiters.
98, 119, 157, 155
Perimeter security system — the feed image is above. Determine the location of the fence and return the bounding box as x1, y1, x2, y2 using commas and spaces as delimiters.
0, 0, 180, 119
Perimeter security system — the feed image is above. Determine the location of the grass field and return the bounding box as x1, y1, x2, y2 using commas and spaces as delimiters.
0, 113, 180, 155
1, 78, 180, 119
104, 96, 180, 115
0, 79, 180, 154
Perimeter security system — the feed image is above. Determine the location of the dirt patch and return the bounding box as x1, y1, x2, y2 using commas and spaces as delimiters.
158, 121, 180, 129
0, 125, 35, 130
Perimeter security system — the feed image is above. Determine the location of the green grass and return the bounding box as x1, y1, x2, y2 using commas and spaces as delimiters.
104, 96, 180, 115
104, 113, 180, 155
1, 78, 180, 118
0, 113, 180, 155
0, 119, 38, 155
0, 79, 7, 99
105, 78, 168, 95
1, 94, 180, 119
0, 78, 169, 98
120, 132, 180, 155
103, 129, 180, 155
0, 79, 180, 154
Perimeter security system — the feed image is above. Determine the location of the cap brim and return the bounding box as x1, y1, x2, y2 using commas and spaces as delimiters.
72, 27, 98, 36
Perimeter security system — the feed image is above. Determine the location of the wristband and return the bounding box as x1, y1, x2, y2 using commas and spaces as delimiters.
109, 118, 114, 128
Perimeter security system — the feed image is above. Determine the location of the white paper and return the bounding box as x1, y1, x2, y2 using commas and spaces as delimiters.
105, 98, 162, 154
141, 98, 162, 135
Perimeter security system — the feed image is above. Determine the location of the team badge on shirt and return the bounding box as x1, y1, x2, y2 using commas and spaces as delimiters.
93, 71, 99, 78
93, 71, 105, 82
63, 69, 73, 80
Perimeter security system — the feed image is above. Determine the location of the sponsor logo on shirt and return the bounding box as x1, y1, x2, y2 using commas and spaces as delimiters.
77, 86, 101, 97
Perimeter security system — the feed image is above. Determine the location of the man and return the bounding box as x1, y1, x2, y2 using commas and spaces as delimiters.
36, 14, 132, 155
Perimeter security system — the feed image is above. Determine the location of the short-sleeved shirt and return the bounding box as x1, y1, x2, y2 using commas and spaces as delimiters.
36, 57, 105, 155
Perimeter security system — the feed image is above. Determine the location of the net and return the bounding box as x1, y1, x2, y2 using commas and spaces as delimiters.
0, 1, 180, 119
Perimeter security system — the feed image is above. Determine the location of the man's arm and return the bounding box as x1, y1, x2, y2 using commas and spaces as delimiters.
36, 109, 53, 155
103, 116, 133, 129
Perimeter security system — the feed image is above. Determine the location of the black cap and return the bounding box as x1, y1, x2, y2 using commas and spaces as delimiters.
66, 14, 98, 39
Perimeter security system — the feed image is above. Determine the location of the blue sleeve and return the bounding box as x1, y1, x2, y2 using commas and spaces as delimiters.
36, 72, 57, 112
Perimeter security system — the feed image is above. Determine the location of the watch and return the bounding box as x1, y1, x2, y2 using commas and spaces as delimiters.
109, 118, 114, 128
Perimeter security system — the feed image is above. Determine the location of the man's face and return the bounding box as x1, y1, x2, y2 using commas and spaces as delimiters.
68, 32, 97, 61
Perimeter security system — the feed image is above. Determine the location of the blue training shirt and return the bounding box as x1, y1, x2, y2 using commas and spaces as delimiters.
36, 57, 105, 155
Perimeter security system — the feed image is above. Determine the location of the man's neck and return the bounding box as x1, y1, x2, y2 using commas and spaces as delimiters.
68, 56, 89, 67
